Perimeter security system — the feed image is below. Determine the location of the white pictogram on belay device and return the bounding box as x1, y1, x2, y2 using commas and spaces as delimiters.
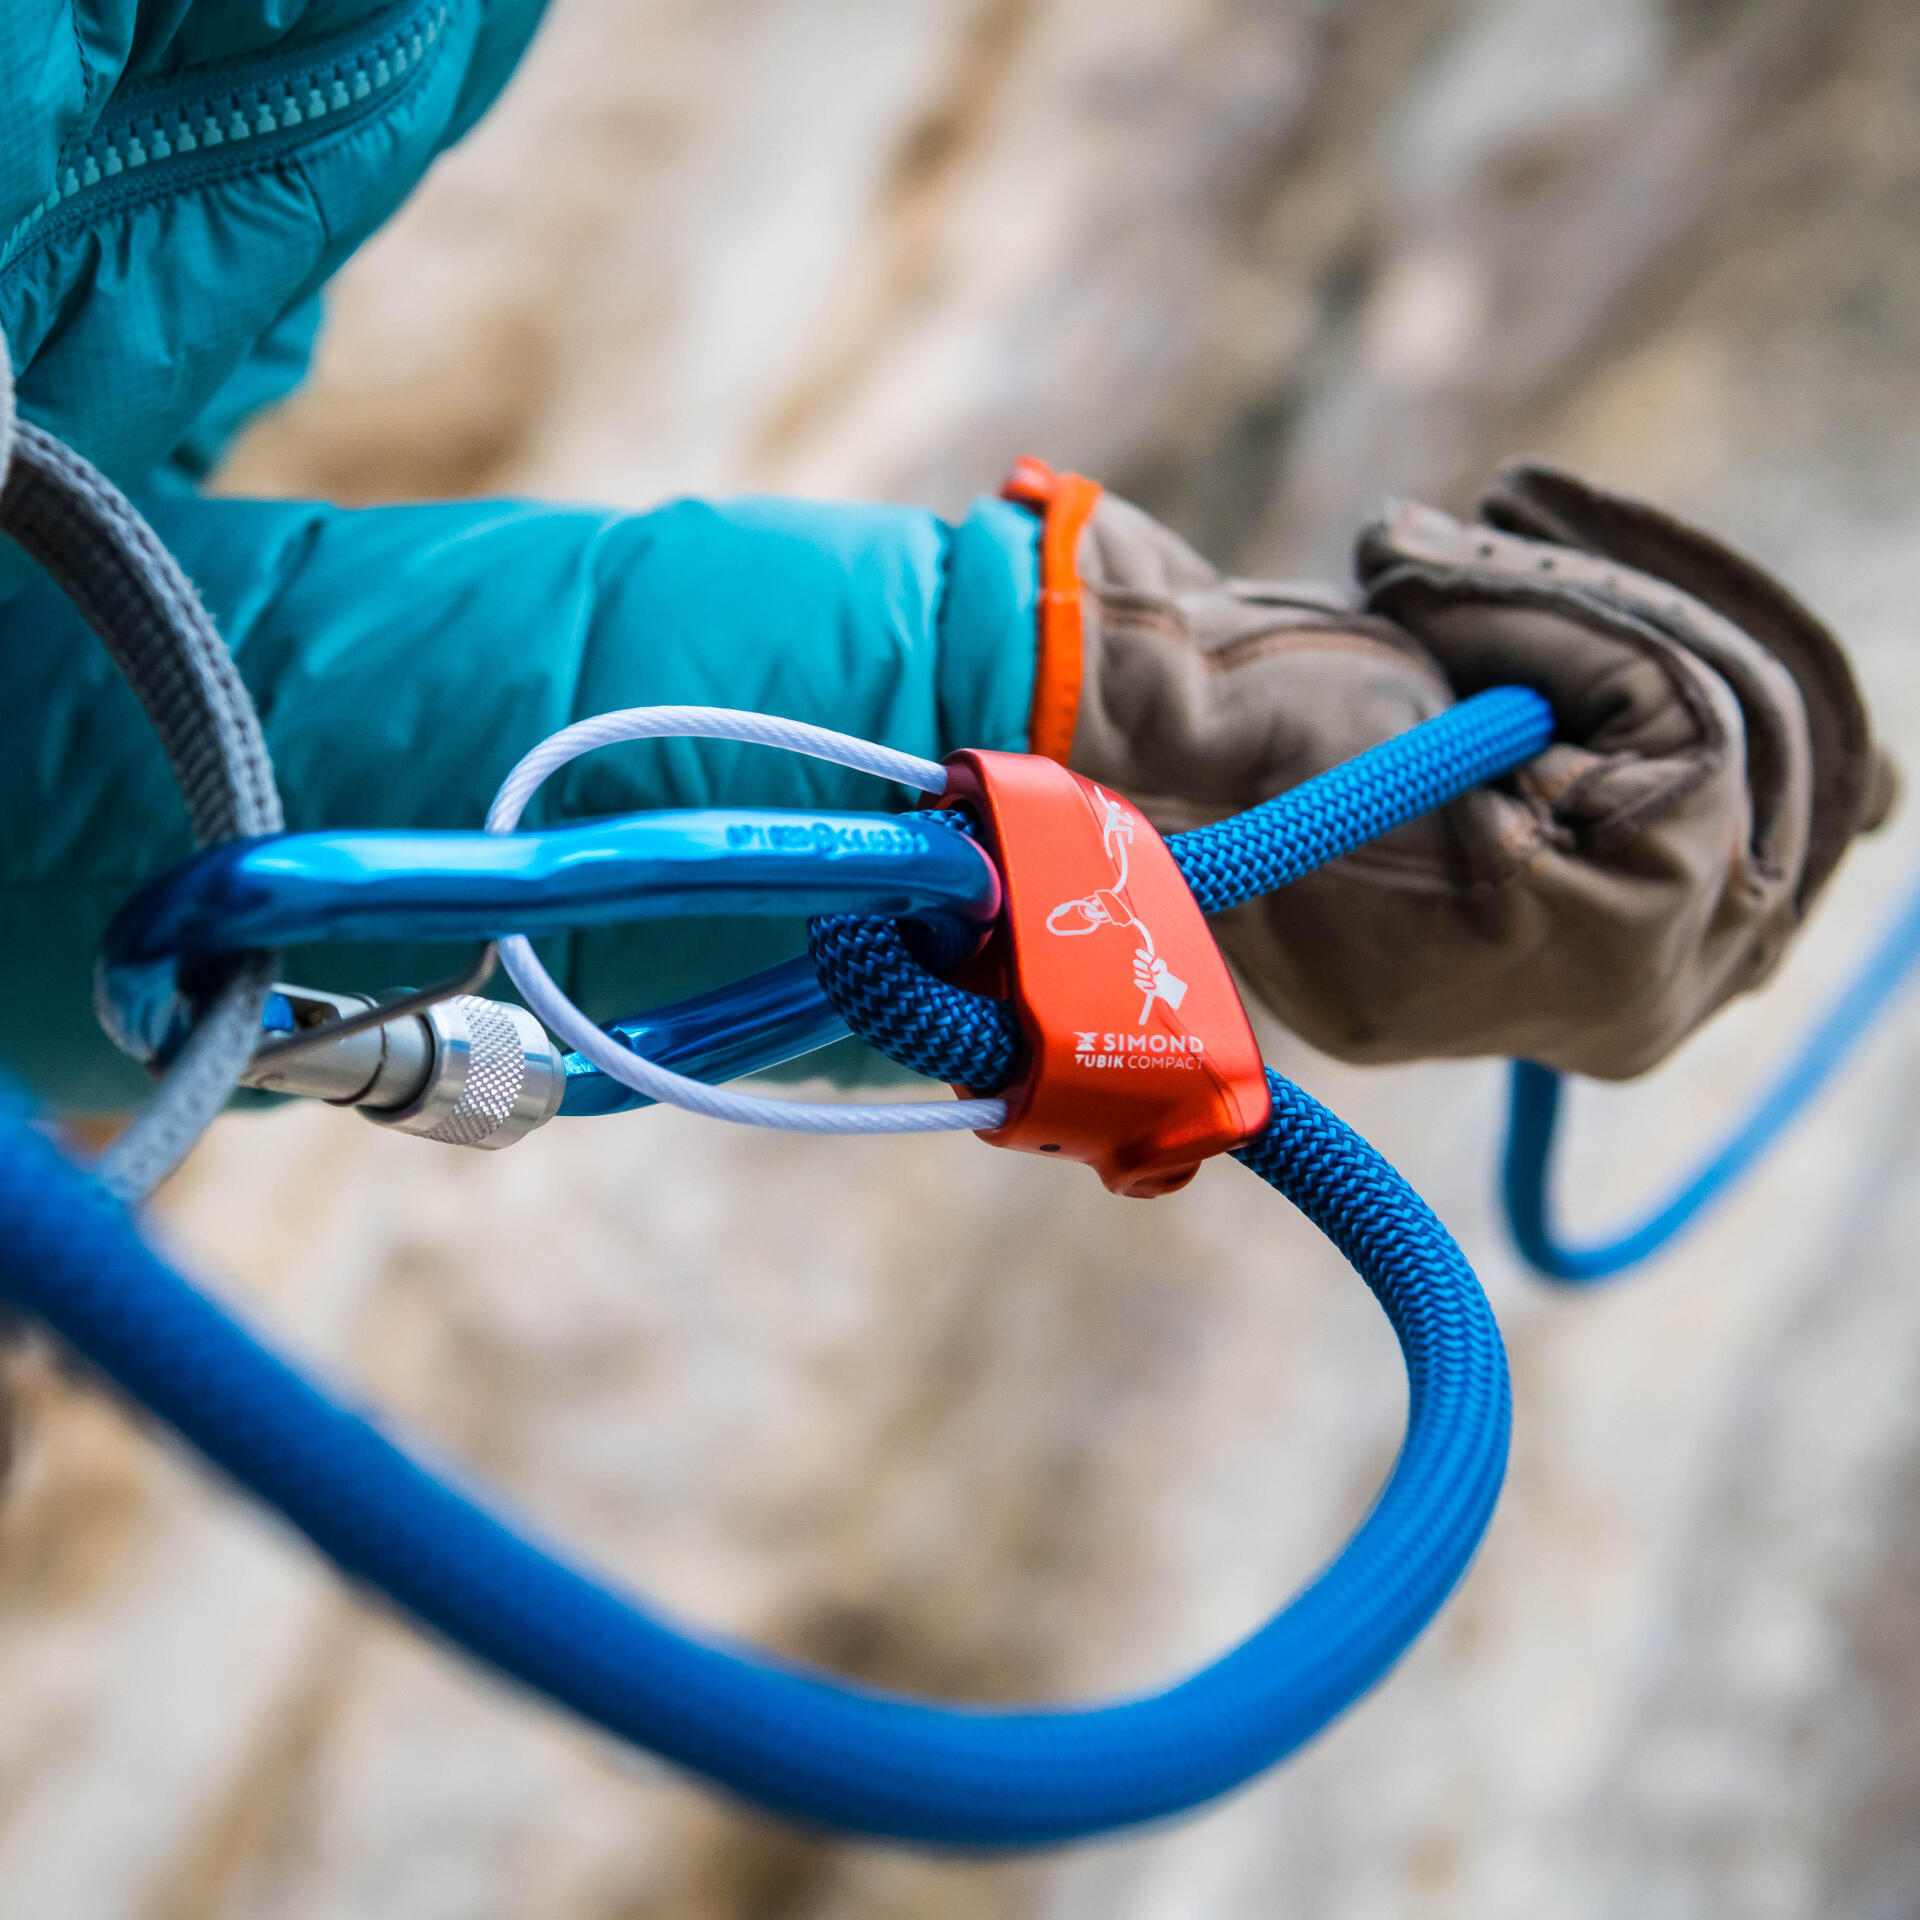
1044, 793, 1188, 1026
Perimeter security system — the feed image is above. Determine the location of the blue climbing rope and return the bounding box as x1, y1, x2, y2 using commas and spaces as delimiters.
1503, 862, 1920, 1283
0, 686, 1553, 1845
0, 1068, 1506, 1847
1174, 685, 1552, 914
808, 687, 1558, 1091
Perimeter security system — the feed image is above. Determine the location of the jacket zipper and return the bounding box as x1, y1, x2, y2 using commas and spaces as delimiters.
2, 0, 453, 274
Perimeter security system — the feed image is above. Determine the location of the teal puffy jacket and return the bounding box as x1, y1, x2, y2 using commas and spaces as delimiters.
0, 1, 1041, 1109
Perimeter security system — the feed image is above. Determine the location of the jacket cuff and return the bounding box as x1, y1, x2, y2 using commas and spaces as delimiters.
935, 495, 1041, 758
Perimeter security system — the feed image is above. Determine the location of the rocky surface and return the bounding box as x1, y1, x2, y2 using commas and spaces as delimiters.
7, 0, 1920, 1913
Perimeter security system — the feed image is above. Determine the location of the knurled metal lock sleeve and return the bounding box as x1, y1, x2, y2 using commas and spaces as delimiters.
361, 995, 565, 1149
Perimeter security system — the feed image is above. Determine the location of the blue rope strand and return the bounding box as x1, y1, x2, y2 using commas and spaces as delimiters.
0, 1074, 1506, 1847
1503, 863, 1920, 1282
1175, 688, 1553, 913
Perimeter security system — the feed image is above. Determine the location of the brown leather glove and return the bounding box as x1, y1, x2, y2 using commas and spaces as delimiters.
1068, 465, 1893, 1079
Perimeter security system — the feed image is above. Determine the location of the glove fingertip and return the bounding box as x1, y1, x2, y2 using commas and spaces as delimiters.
1860, 744, 1901, 833
1354, 496, 1468, 586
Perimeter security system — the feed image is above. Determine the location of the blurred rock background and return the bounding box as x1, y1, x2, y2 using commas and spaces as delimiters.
5, 0, 1920, 1913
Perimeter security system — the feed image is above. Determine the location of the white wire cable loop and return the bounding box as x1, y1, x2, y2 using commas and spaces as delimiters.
486, 707, 1010, 1134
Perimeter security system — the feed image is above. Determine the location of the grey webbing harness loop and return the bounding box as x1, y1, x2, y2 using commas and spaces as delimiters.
0, 333, 282, 1199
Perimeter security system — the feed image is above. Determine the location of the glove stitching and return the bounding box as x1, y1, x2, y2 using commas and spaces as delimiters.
1199, 622, 1452, 686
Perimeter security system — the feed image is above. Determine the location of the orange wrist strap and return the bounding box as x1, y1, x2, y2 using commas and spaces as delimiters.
1000, 456, 1104, 766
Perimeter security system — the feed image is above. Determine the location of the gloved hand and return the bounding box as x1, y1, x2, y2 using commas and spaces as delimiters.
1068, 464, 1894, 1079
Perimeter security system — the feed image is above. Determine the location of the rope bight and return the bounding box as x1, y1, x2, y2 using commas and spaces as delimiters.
0, 1058, 1508, 1845
4, 676, 1536, 1842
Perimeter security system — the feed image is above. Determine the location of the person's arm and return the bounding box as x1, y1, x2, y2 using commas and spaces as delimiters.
4, 459, 1884, 1116
0, 488, 1039, 1110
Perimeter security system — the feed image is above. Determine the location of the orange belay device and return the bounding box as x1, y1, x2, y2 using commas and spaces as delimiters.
942, 749, 1273, 1197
